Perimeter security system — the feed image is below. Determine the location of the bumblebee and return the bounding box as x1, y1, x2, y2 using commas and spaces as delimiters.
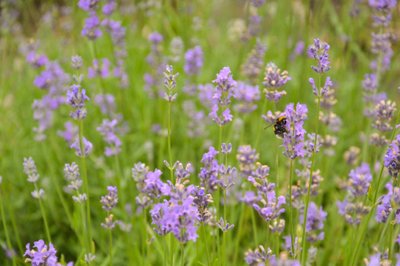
265, 116, 288, 138
273, 116, 288, 138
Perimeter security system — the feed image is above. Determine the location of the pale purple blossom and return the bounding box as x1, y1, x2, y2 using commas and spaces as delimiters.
184, 46, 203, 76
282, 103, 308, 159
81, 14, 102, 40
209, 67, 237, 125
97, 119, 122, 156
66, 85, 89, 120
24, 240, 59, 266
307, 39, 330, 73
70, 137, 93, 157
88, 58, 111, 79
300, 202, 327, 242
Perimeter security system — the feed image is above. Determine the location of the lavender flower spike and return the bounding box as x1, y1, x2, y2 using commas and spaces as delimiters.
163, 65, 178, 102
24, 240, 58, 266
100, 186, 118, 211
384, 134, 400, 178
307, 39, 330, 73
209, 67, 237, 125
282, 103, 308, 159
66, 84, 89, 120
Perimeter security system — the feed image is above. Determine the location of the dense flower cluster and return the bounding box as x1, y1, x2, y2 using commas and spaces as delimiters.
199, 146, 220, 192
24, 240, 59, 266
150, 163, 200, 243
22, 42, 70, 141
385, 134, 400, 178
300, 202, 327, 242
23, 157, 44, 199
64, 162, 86, 203
282, 103, 308, 159
97, 119, 122, 156
307, 38, 330, 73
100, 186, 118, 229
66, 85, 89, 120
337, 163, 372, 224
376, 182, 400, 223
209, 67, 237, 125
184, 46, 203, 76
233, 82, 260, 113
263, 63, 291, 102
245, 245, 301, 266
241, 40, 266, 84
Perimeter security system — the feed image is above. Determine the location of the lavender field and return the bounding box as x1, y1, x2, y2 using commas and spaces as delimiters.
1, 0, 400, 265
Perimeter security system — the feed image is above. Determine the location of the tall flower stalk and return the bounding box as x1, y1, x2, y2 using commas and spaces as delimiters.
23, 157, 51, 243
67, 56, 93, 257
0, 177, 16, 266
301, 38, 331, 264
280, 103, 308, 257
162, 65, 178, 178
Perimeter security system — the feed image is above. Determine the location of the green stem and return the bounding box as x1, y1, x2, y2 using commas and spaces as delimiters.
167, 102, 173, 179
251, 208, 258, 244
79, 202, 88, 252
255, 99, 268, 149
233, 203, 245, 265
222, 190, 227, 265
0, 186, 16, 266
301, 74, 322, 264
180, 243, 184, 266
41, 141, 73, 226
35, 183, 52, 243
78, 119, 93, 253
389, 219, 394, 259
109, 229, 113, 266
201, 224, 211, 266
288, 159, 295, 257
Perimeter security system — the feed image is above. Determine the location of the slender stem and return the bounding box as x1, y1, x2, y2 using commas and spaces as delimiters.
79, 202, 88, 251
42, 140, 73, 225
169, 233, 174, 266
0, 186, 16, 266
233, 203, 245, 265
35, 183, 51, 243
255, 99, 268, 149
78, 120, 93, 253
167, 102, 173, 179
251, 208, 258, 244
180, 243, 184, 266
288, 159, 295, 257
301, 75, 322, 264
201, 224, 211, 266
222, 190, 227, 265
109, 229, 113, 266
389, 219, 394, 259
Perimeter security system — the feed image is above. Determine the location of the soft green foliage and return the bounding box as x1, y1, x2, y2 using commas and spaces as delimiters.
0, 0, 400, 265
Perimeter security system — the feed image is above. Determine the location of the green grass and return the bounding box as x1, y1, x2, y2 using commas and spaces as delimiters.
0, 0, 400, 265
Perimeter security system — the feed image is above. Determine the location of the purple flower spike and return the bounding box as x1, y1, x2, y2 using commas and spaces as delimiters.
82, 14, 102, 40
384, 134, 400, 178
300, 202, 327, 242
101, 186, 118, 211
348, 163, 372, 196
184, 46, 204, 76
209, 67, 237, 126
282, 103, 308, 159
24, 240, 59, 266
307, 39, 330, 73
67, 85, 89, 120
70, 137, 93, 157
